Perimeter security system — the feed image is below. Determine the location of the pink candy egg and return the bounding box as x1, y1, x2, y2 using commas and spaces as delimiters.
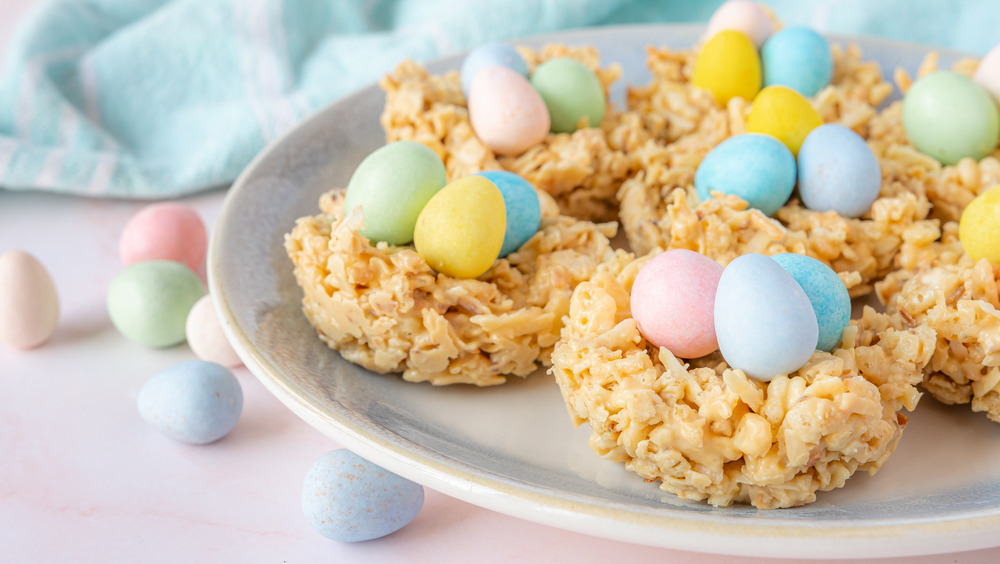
468, 65, 550, 156
185, 295, 242, 368
974, 42, 1000, 102
705, 0, 774, 48
120, 202, 207, 272
630, 249, 723, 359
0, 250, 59, 349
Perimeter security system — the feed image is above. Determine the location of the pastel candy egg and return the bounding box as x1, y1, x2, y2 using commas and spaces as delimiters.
469, 66, 550, 155
186, 295, 242, 368
302, 449, 424, 542
761, 27, 833, 97
902, 71, 1000, 165
714, 253, 819, 381
694, 133, 796, 216
414, 176, 506, 278
959, 184, 1000, 262
770, 253, 850, 352
107, 260, 205, 348
746, 85, 823, 156
630, 249, 723, 358
797, 124, 882, 217
692, 30, 762, 106
343, 141, 447, 245
529, 57, 606, 133
973, 42, 1000, 102
0, 251, 59, 349
460, 42, 528, 97
474, 170, 541, 257
119, 202, 207, 272
704, 0, 774, 48
137, 360, 243, 444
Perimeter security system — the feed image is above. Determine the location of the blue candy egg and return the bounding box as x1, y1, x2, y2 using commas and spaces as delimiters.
302, 449, 424, 542
714, 254, 819, 381
770, 253, 851, 352
475, 170, 542, 257
137, 360, 243, 444
695, 133, 796, 216
761, 27, 833, 97
797, 124, 882, 218
460, 42, 529, 98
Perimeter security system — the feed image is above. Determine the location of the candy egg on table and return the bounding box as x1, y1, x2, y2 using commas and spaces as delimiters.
902, 70, 1000, 165
630, 249, 724, 359
460, 42, 528, 97
770, 253, 851, 352
107, 260, 205, 348
694, 133, 796, 216
529, 57, 606, 133
342, 140, 447, 245
119, 202, 207, 272
692, 29, 762, 106
302, 449, 424, 542
760, 27, 833, 97
474, 170, 541, 257
186, 294, 242, 368
797, 123, 882, 218
746, 85, 823, 156
714, 253, 819, 381
704, 0, 773, 48
137, 360, 243, 444
468, 65, 550, 155
959, 184, 1000, 262
0, 250, 59, 349
973, 42, 1000, 102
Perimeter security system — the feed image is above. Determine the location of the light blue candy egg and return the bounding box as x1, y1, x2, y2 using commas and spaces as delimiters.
798, 124, 882, 218
475, 170, 542, 257
460, 42, 529, 97
770, 253, 851, 352
695, 133, 796, 216
137, 360, 243, 444
302, 449, 424, 542
761, 27, 833, 97
714, 254, 819, 381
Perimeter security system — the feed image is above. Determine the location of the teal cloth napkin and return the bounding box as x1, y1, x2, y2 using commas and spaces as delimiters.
0, 0, 997, 198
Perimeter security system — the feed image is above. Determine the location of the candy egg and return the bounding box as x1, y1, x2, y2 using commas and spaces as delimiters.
973, 42, 1000, 102
746, 85, 823, 155
474, 170, 541, 257
0, 251, 59, 349
770, 253, 850, 352
302, 449, 424, 542
137, 360, 243, 444
760, 27, 833, 97
469, 66, 550, 155
797, 124, 882, 218
692, 30, 762, 106
119, 202, 207, 272
694, 133, 796, 216
902, 71, 1000, 165
959, 184, 1000, 262
414, 175, 506, 278
460, 42, 528, 98
529, 57, 606, 133
107, 260, 205, 348
704, 0, 774, 48
630, 249, 723, 358
186, 295, 242, 368
343, 141, 447, 245
714, 253, 819, 381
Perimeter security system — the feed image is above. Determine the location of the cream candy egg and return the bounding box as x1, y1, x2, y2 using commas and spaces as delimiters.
704, 0, 774, 48
0, 250, 59, 349
120, 202, 207, 272
468, 65, 550, 156
186, 295, 242, 368
974, 41, 1000, 102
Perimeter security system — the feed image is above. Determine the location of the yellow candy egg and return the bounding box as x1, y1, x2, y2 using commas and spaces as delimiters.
959, 184, 1000, 263
692, 30, 762, 106
414, 176, 506, 278
746, 85, 823, 155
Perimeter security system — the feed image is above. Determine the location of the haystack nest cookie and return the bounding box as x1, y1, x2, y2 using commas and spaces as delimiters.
550, 252, 935, 509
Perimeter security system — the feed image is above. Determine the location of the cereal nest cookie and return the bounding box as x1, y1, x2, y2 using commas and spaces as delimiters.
284, 190, 619, 386
551, 253, 935, 509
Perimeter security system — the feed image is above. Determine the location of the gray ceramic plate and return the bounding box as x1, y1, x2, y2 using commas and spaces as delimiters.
209, 24, 1000, 559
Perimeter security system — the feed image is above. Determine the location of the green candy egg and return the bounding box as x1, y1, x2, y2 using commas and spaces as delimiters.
343, 141, 447, 245
902, 71, 1000, 165
107, 261, 205, 348
529, 58, 606, 133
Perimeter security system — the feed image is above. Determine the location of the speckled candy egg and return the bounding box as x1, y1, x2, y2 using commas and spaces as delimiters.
119, 202, 207, 272
903, 71, 1000, 165
704, 0, 774, 48
107, 260, 205, 348
530, 57, 606, 133
761, 27, 833, 97
692, 30, 762, 106
460, 42, 528, 97
694, 133, 796, 216
959, 184, 1000, 262
973, 42, 1000, 102
343, 141, 447, 246
630, 249, 723, 359
770, 253, 850, 352
185, 294, 242, 367
469, 65, 550, 155
797, 124, 882, 217
302, 449, 424, 542
137, 360, 243, 444
475, 170, 541, 257
746, 85, 823, 156
714, 253, 819, 381
0, 250, 59, 349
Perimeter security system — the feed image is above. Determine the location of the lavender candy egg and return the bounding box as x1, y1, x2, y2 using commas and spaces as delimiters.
797, 124, 882, 218
137, 360, 243, 444
770, 253, 851, 352
474, 170, 541, 257
460, 42, 528, 97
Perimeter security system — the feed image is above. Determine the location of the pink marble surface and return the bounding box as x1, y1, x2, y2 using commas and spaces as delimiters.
2, 2, 1000, 563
